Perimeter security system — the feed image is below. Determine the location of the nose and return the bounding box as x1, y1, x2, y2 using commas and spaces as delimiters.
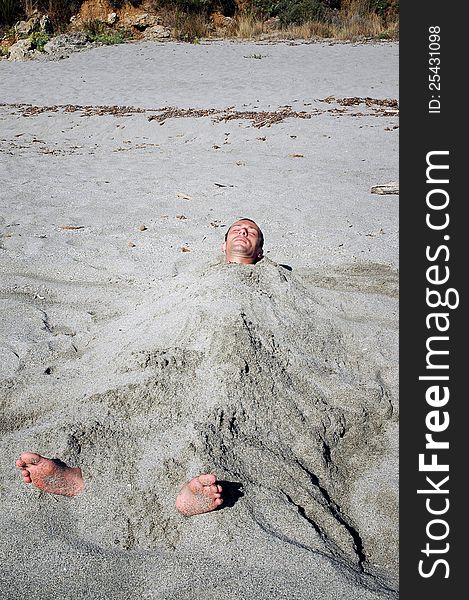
238, 227, 248, 236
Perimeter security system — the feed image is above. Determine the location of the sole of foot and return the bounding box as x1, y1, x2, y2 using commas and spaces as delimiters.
16, 452, 84, 497
175, 473, 223, 517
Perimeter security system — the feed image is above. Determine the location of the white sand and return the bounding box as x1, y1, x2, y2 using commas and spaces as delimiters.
0, 40, 398, 599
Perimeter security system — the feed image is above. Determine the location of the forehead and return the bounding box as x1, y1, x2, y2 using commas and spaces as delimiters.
229, 220, 260, 232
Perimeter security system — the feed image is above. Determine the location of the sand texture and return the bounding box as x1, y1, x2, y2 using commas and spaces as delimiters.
0, 41, 398, 599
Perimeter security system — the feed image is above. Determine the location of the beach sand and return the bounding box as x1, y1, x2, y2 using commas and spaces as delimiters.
0, 40, 398, 599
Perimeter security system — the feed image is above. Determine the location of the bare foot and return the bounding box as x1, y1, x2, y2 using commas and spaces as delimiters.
15, 452, 84, 497
175, 474, 223, 517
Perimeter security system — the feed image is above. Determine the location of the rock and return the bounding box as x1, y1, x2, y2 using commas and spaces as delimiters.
7, 39, 35, 61
14, 12, 53, 40
143, 25, 171, 41
107, 12, 118, 26
132, 13, 162, 30
43, 32, 93, 56
15, 14, 41, 37
370, 182, 399, 195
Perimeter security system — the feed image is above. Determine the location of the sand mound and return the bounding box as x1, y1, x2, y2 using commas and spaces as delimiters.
1, 257, 398, 597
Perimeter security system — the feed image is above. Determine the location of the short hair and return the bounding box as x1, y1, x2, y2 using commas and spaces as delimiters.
224, 218, 264, 248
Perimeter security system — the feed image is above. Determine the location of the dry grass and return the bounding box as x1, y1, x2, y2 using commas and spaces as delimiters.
333, 0, 398, 39
334, 12, 382, 39
280, 20, 333, 40
378, 18, 399, 39
235, 13, 265, 39
166, 10, 210, 42
228, 0, 398, 41
178, 12, 209, 41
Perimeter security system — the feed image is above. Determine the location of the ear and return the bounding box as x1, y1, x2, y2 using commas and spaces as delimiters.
221, 241, 226, 254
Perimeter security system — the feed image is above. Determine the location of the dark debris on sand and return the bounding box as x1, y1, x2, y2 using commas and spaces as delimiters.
1, 97, 398, 127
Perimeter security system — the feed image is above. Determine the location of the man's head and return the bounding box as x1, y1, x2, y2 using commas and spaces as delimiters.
222, 218, 264, 265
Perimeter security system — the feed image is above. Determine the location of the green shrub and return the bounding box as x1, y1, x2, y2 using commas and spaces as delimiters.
29, 30, 50, 51
275, 0, 325, 25
93, 31, 128, 45
83, 18, 106, 38
84, 21, 129, 45
370, 0, 391, 16
251, 0, 280, 18
251, 1, 340, 24
250, 1, 395, 22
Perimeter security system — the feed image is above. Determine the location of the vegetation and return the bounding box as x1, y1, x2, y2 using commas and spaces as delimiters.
83, 18, 130, 44
174, 10, 210, 41
29, 29, 49, 50
164, 0, 398, 40
1, 1, 398, 44
252, 0, 329, 25
92, 30, 129, 44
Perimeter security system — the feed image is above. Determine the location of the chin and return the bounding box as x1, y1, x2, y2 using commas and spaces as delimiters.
231, 243, 249, 252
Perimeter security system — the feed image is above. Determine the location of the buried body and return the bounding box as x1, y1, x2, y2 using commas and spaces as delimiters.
15, 219, 264, 517
13, 218, 398, 585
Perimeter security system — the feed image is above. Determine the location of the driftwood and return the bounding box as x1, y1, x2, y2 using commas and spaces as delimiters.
370, 182, 399, 195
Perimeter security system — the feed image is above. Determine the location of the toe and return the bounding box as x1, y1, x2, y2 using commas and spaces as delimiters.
15, 459, 26, 469
19, 452, 42, 466
217, 484, 222, 493
214, 498, 223, 507
202, 484, 219, 497
197, 474, 216, 486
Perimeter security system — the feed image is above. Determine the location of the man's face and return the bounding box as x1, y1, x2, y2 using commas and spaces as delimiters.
222, 219, 263, 264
